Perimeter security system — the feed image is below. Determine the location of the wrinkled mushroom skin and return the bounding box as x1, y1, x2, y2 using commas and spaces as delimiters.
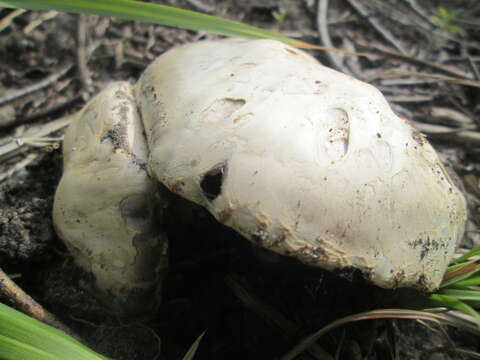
136, 39, 466, 291
54, 39, 466, 311
53, 82, 167, 314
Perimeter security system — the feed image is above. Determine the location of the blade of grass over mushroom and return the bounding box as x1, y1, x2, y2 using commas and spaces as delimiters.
0, 303, 111, 360
0, 0, 338, 51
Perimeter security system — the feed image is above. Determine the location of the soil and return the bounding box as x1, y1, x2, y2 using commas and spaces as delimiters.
1, 1, 480, 359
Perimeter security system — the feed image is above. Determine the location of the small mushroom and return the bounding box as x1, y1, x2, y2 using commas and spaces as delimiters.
54, 39, 467, 313
53, 82, 167, 314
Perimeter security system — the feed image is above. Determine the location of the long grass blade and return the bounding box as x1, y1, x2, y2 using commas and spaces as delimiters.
0, 303, 110, 360
451, 276, 480, 287
182, 330, 206, 360
440, 289, 480, 302
0, 0, 317, 49
451, 245, 480, 264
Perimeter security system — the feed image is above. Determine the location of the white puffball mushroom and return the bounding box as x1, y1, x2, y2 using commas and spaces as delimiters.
53, 82, 168, 314
136, 39, 466, 291
54, 39, 467, 308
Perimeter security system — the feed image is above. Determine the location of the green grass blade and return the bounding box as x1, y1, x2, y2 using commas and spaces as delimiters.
462, 300, 480, 308
0, 303, 110, 360
429, 293, 480, 327
440, 288, 480, 303
0, 0, 309, 48
182, 330, 206, 360
451, 275, 480, 287
451, 245, 480, 264
446, 260, 475, 272
0, 334, 59, 360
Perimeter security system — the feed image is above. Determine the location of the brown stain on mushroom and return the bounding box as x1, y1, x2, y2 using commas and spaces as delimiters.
284, 48, 299, 56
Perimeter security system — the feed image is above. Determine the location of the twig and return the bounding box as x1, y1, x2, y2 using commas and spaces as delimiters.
0, 64, 72, 107
367, 70, 480, 88
0, 266, 82, 342
385, 95, 434, 103
0, 153, 38, 183
467, 56, 480, 80
225, 274, 333, 360
316, 0, 354, 76
0, 114, 73, 163
76, 14, 94, 97
360, 42, 474, 79
23, 10, 58, 34
0, 8, 27, 33
411, 120, 480, 146
346, 0, 408, 56
0, 94, 81, 131
402, 0, 438, 27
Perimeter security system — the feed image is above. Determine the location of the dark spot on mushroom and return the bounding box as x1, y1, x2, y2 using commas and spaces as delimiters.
201, 98, 246, 123
376, 133, 382, 138
171, 181, 185, 194
284, 47, 299, 56
416, 274, 427, 288
411, 129, 426, 146
218, 208, 233, 223
201, 164, 227, 201
101, 123, 128, 151
120, 194, 154, 232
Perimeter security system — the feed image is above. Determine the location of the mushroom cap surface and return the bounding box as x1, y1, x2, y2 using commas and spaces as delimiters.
136, 38, 467, 291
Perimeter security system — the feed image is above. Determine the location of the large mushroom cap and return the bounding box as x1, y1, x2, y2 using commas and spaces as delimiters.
136, 38, 467, 291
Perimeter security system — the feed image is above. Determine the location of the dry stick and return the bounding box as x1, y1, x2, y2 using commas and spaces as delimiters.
1, 94, 81, 132
402, 0, 438, 27
362, 42, 474, 79
0, 266, 83, 342
0, 64, 73, 107
0, 114, 73, 163
467, 56, 480, 80
0, 153, 38, 183
346, 0, 408, 56
76, 14, 94, 97
369, 71, 480, 88
0, 8, 27, 33
316, 0, 355, 77
411, 120, 480, 146
225, 274, 333, 360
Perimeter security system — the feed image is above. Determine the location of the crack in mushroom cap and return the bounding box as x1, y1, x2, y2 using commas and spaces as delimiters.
136, 39, 467, 291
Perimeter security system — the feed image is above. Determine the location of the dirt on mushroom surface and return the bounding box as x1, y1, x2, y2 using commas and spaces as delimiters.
1, 1, 480, 359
